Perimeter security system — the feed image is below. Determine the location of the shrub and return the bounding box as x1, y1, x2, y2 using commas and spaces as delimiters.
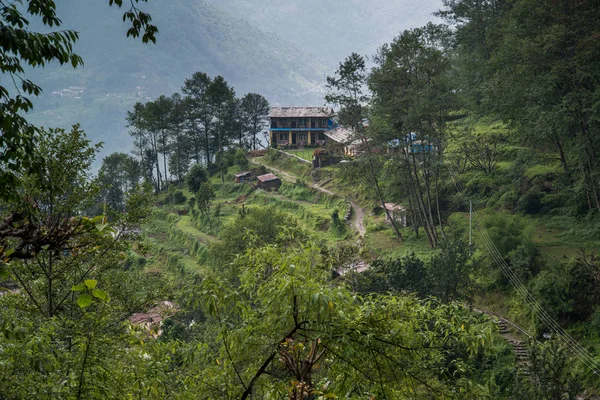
165, 188, 187, 205
234, 148, 249, 169
186, 164, 208, 193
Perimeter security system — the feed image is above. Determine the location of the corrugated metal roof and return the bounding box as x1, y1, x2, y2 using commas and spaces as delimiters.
235, 171, 252, 177
269, 107, 334, 118
384, 203, 407, 212
257, 173, 280, 182
324, 126, 355, 144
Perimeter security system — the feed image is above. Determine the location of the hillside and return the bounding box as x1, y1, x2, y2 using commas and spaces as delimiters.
26, 0, 329, 160
204, 0, 442, 64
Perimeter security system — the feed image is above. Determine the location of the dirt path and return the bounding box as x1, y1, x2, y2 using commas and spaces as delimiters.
250, 157, 367, 236
349, 201, 366, 236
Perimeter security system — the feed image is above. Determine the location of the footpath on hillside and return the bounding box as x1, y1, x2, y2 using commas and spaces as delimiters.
250, 156, 367, 236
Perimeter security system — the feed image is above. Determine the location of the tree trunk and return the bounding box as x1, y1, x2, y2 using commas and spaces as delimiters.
363, 138, 403, 241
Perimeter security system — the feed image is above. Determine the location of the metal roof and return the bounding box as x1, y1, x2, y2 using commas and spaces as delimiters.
269, 107, 334, 118
235, 171, 252, 177
324, 126, 355, 144
257, 173, 280, 182
383, 203, 407, 212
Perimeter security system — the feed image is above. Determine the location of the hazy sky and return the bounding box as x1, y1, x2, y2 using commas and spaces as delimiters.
205, 0, 443, 65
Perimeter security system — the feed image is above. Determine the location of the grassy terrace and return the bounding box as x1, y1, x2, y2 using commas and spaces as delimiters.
283, 148, 316, 162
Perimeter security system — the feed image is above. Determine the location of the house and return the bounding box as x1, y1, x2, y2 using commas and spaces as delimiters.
256, 173, 282, 191
128, 300, 177, 338
383, 203, 407, 227
269, 107, 335, 147
324, 126, 365, 157
234, 171, 252, 183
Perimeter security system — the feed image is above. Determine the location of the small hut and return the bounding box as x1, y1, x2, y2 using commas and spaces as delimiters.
235, 171, 252, 183
256, 173, 282, 192
383, 203, 407, 227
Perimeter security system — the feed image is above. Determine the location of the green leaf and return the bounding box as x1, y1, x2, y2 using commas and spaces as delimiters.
91, 215, 105, 223
92, 289, 108, 301
4, 249, 15, 257
95, 223, 109, 232
41, 244, 50, 250
77, 294, 93, 308
72, 283, 87, 292
84, 279, 97, 290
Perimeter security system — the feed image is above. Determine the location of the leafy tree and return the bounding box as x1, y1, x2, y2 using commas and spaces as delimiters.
126, 102, 149, 177
182, 72, 212, 165
515, 340, 582, 399
428, 240, 477, 303
145, 95, 175, 190
325, 52, 368, 130
98, 152, 141, 213
196, 181, 215, 215
0, 0, 156, 201
326, 52, 404, 241
0, 126, 162, 398
168, 93, 192, 184
191, 232, 494, 398
185, 164, 209, 193
240, 93, 270, 150
369, 23, 456, 247
205, 76, 235, 182
234, 148, 249, 170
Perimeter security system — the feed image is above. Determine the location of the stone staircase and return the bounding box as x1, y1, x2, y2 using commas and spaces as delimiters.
493, 318, 530, 376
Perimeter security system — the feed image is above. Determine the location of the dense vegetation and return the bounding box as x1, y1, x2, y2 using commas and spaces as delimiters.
1, 0, 599, 398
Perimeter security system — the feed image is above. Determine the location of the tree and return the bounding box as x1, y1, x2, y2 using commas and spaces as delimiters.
182, 72, 212, 165
168, 93, 192, 184
325, 52, 368, 131
145, 95, 175, 190
369, 24, 456, 247
191, 230, 494, 398
196, 182, 215, 215
98, 152, 141, 213
185, 164, 209, 193
325, 53, 404, 242
205, 76, 235, 182
126, 102, 150, 180
0, 126, 163, 398
240, 93, 270, 150
0, 0, 156, 201
515, 340, 582, 399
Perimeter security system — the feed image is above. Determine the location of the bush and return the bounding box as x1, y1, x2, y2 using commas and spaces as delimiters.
234, 148, 249, 169
165, 188, 187, 205
186, 164, 208, 193
517, 189, 543, 214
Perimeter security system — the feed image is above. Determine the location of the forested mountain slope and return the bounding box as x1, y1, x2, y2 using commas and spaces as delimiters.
204, 0, 441, 63
26, 0, 328, 159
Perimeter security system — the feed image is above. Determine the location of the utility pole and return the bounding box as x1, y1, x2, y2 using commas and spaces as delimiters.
469, 200, 473, 254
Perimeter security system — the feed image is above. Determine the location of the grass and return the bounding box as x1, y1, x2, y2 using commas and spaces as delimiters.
285, 148, 317, 162
176, 215, 215, 244
524, 162, 562, 178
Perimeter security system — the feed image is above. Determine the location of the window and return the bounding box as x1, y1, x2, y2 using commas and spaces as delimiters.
299, 118, 306, 127
298, 133, 307, 142
319, 118, 327, 128
279, 132, 288, 141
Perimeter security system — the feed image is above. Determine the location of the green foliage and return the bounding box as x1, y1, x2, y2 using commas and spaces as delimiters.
207, 205, 297, 266
165, 187, 187, 205
187, 236, 497, 398
196, 181, 216, 214
234, 148, 249, 169
515, 340, 583, 399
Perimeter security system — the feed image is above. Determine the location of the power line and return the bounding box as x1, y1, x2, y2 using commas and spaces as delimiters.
450, 173, 600, 375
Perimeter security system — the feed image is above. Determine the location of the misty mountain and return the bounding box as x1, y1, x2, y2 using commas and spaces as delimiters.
26, 0, 330, 159
204, 0, 442, 65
